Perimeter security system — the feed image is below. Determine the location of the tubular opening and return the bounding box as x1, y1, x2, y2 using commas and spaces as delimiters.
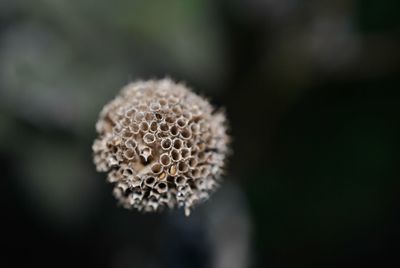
160, 154, 171, 166
140, 122, 149, 132
170, 149, 181, 162
159, 122, 169, 132
135, 112, 145, 122
143, 133, 155, 144
165, 116, 176, 124
170, 125, 179, 136
145, 112, 155, 121
173, 139, 183, 149
175, 176, 186, 186
149, 121, 158, 132
177, 118, 187, 128
177, 162, 188, 173
124, 149, 135, 160
151, 163, 163, 174
145, 176, 156, 187
130, 123, 140, 134
125, 139, 137, 149
180, 128, 192, 139
187, 157, 197, 168
150, 102, 161, 112
161, 138, 172, 150
180, 148, 190, 159
156, 182, 168, 193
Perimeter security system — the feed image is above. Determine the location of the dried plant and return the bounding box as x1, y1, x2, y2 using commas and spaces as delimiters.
92, 78, 229, 215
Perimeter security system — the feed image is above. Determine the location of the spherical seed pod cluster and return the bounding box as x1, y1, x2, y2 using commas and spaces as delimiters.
92, 79, 229, 216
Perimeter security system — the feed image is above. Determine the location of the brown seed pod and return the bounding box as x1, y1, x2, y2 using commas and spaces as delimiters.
92, 78, 230, 216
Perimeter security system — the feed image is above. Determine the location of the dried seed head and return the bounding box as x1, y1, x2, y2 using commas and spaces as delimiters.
92, 78, 230, 216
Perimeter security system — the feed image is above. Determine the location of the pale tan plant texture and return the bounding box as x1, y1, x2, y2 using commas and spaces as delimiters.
92, 79, 229, 216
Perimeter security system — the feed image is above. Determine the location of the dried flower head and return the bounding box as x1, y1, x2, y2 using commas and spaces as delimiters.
92, 78, 229, 216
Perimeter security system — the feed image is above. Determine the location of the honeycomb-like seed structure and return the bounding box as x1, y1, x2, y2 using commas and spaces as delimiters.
92, 79, 229, 216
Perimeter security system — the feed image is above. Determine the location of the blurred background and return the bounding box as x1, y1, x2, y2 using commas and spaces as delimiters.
1, 0, 399, 267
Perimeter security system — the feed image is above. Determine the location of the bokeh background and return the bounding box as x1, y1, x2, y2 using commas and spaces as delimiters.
1, 0, 400, 267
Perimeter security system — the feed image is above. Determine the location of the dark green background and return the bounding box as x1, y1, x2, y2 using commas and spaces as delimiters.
1, 0, 399, 267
